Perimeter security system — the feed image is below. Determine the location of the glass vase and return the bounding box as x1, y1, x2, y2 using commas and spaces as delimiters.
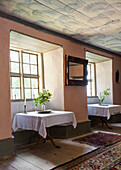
41, 103, 46, 111
99, 99, 103, 105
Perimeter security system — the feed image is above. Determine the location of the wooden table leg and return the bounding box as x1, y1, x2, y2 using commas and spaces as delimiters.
91, 117, 112, 129
30, 137, 45, 150
100, 117, 112, 129
46, 136, 60, 148
30, 135, 60, 150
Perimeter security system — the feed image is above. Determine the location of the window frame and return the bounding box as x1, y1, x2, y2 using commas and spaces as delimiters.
10, 49, 40, 101
22, 52, 39, 99
10, 50, 21, 100
87, 62, 97, 97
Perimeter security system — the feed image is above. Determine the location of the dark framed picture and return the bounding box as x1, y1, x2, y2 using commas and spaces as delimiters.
65, 55, 88, 86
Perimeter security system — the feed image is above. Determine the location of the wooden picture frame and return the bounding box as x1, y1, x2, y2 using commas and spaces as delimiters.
65, 55, 88, 86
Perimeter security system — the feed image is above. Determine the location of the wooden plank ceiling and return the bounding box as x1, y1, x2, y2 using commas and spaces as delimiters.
0, 0, 121, 54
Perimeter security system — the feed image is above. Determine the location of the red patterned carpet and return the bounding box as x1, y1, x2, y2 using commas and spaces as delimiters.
73, 132, 121, 147
52, 140, 121, 170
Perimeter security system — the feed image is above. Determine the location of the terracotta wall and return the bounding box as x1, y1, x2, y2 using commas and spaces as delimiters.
0, 19, 11, 140
0, 17, 121, 140
64, 46, 88, 123
113, 56, 121, 104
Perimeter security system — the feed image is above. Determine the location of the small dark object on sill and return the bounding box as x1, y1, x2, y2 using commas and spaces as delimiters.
38, 110, 51, 114
24, 105, 27, 113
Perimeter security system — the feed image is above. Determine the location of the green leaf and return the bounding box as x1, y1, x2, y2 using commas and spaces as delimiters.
33, 89, 52, 108
99, 88, 110, 104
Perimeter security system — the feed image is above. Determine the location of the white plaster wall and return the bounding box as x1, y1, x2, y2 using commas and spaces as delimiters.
43, 47, 64, 110
96, 60, 113, 104
11, 101, 42, 122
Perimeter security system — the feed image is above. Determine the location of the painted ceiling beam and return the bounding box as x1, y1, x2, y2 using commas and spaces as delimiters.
0, 10, 121, 57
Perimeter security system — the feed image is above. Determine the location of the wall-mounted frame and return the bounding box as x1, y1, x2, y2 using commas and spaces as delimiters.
116, 70, 119, 83
65, 55, 88, 86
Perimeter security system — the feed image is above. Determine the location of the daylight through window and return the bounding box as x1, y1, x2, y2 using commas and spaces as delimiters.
10, 50, 39, 100
87, 63, 96, 96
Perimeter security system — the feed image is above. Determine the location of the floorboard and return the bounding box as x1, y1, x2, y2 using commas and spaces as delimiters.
0, 123, 121, 170
0, 160, 16, 170
5, 156, 42, 170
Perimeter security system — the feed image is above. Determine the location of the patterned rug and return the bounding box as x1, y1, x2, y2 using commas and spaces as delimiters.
51, 141, 121, 170
73, 132, 121, 148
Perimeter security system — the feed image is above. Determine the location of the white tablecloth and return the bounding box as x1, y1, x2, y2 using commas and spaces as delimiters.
88, 104, 121, 119
12, 111, 77, 138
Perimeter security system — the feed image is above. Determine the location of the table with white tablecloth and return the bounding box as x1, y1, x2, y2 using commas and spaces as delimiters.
12, 111, 77, 138
88, 104, 121, 120
88, 104, 121, 129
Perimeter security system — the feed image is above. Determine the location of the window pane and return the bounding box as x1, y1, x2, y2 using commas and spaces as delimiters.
10, 62, 19, 73
87, 65, 91, 80
32, 89, 38, 98
10, 51, 19, 62
11, 77, 20, 88
11, 89, 14, 100
25, 89, 31, 99
11, 88, 20, 100
31, 78, 38, 88
16, 89, 20, 99
24, 78, 30, 88
30, 54, 37, 64
23, 53, 29, 63
87, 81, 91, 96
23, 64, 30, 74
31, 65, 37, 75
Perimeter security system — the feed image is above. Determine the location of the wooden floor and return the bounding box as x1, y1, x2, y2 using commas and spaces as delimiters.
0, 123, 121, 170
